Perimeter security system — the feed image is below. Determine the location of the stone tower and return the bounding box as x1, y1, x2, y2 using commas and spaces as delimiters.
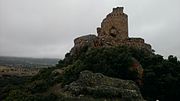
71, 7, 152, 55
97, 7, 128, 44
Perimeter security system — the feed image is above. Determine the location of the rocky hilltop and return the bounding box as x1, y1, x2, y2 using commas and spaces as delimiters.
57, 7, 150, 101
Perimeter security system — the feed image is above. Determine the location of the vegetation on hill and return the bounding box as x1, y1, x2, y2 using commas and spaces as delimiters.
3, 46, 180, 101
59, 46, 180, 101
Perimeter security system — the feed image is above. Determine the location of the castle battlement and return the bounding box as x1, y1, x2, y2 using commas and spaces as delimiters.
106, 7, 126, 18
113, 7, 124, 13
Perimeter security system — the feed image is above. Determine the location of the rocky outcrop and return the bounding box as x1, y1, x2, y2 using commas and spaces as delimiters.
65, 70, 145, 101
70, 35, 102, 56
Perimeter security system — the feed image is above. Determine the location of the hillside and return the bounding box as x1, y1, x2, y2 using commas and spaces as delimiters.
0, 56, 59, 68
0, 57, 59, 100
2, 7, 180, 101
3, 46, 180, 101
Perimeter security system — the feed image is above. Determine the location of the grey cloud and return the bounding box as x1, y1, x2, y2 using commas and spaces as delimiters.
0, 0, 180, 59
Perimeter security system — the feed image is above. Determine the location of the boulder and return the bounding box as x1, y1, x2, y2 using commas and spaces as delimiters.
65, 70, 145, 101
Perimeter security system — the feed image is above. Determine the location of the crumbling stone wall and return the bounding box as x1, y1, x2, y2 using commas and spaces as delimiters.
97, 7, 128, 42
69, 7, 152, 56
96, 7, 151, 52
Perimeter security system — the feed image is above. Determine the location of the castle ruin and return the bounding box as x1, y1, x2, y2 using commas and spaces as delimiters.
70, 7, 152, 55
97, 7, 128, 42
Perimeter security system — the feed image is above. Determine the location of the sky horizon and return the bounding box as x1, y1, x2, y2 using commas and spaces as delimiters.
0, 0, 180, 59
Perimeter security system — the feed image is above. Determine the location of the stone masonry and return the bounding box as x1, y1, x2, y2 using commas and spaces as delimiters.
70, 7, 152, 56
97, 7, 128, 41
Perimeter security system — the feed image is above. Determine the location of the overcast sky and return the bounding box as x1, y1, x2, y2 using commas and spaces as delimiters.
0, 0, 180, 59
